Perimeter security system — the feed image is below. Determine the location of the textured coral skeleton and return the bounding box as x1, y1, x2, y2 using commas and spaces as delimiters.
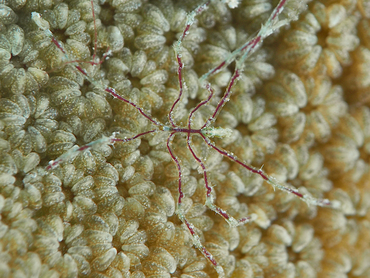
28, 0, 342, 276
3, 0, 370, 276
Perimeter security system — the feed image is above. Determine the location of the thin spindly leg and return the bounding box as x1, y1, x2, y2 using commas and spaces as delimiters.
201, 134, 341, 209
46, 130, 158, 170
166, 132, 226, 277
186, 134, 256, 226
169, 1, 211, 127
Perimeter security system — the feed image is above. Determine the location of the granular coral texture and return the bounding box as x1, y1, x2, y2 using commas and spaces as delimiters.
0, 0, 369, 277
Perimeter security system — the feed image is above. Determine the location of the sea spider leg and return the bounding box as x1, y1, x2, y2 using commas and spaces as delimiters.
32, 10, 165, 170
166, 132, 225, 277
167, 4, 236, 275
185, 85, 256, 225
90, 0, 98, 62
170, 1, 210, 127
199, 0, 289, 84
33, 3, 228, 275
34, 1, 111, 74
190, 0, 341, 209
33, 0, 343, 275
200, 134, 340, 208
186, 134, 257, 225
46, 129, 158, 170
201, 0, 289, 129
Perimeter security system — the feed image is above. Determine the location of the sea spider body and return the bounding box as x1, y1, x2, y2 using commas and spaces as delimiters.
32, 0, 341, 276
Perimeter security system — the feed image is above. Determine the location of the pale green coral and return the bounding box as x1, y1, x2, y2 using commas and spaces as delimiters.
0, 0, 369, 277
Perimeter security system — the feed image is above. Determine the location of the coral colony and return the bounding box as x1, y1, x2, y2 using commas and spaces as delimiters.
31, 0, 340, 276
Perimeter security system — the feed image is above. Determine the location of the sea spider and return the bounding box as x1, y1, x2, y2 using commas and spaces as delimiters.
32, 0, 340, 276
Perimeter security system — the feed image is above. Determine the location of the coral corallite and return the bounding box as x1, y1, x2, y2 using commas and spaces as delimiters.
0, 0, 370, 277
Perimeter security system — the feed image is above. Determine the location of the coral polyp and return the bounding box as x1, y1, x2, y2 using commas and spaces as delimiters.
0, 0, 369, 277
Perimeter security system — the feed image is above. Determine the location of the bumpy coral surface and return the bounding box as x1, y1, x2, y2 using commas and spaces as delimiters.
0, 0, 369, 277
